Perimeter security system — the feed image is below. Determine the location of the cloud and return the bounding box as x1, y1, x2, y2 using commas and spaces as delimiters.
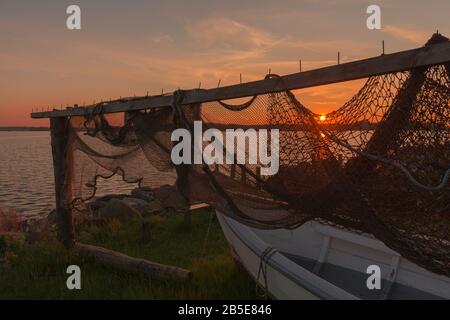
187, 17, 278, 51
383, 25, 428, 45
152, 34, 174, 44
0, 16, 375, 125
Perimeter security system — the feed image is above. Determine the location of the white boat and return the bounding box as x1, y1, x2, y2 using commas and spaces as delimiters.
216, 211, 450, 300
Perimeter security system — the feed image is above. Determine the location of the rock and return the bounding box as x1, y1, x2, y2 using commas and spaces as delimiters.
131, 188, 154, 202
122, 197, 149, 208
47, 209, 57, 224
95, 194, 129, 202
88, 200, 108, 212
153, 185, 188, 212
98, 199, 142, 222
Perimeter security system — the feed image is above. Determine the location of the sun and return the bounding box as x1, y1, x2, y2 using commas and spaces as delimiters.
319, 114, 327, 122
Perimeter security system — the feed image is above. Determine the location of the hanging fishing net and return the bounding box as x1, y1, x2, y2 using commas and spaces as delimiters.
61, 34, 450, 276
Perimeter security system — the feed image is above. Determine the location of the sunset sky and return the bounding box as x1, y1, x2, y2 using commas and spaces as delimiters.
1, 0, 450, 126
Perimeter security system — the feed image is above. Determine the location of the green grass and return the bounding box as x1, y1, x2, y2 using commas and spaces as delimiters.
0, 208, 259, 299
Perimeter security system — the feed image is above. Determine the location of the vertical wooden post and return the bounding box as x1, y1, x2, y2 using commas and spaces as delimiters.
256, 167, 261, 189
50, 117, 75, 249
241, 166, 246, 184
230, 164, 236, 180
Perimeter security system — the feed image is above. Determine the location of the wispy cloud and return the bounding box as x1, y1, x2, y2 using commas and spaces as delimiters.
152, 34, 174, 44
0, 15, 370, 127
4, 0, 446, 127
383, 25, 428, 44
187, 18, 277, 51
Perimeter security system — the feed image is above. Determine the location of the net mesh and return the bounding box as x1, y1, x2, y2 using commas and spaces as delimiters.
61, 35, 450, 276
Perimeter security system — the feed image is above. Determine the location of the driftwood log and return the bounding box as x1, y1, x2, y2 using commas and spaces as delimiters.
76, 243, 192, 281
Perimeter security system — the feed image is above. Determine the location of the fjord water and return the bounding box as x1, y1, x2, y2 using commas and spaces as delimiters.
0, 131, 135, 217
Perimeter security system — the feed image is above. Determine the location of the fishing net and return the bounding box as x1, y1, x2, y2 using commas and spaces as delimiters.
61, 34, 450, 276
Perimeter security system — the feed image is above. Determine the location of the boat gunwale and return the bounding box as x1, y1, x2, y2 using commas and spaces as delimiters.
217, 211, 359, 300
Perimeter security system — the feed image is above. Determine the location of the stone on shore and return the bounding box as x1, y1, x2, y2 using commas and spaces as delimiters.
131, 187, 154, 202
95, 194, 129, 202
122, 197, 149, 209
47, 209, 57, 224
153, 185, 188, 212
98, 199, 142, 222
88, 200, 108, 212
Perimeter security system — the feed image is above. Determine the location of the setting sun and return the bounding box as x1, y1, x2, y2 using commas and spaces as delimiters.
319, 114, 327, 122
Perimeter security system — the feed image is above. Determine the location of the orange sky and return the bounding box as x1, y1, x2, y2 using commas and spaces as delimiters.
1, 0, 449, 126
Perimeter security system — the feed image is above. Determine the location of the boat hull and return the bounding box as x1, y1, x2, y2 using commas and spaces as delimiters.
216, 211, 450, 300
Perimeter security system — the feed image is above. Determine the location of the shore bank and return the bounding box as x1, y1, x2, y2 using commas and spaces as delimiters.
0, 207, 258, 299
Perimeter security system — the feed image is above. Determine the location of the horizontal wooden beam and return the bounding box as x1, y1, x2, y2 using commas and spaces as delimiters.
31, 40, 450, 119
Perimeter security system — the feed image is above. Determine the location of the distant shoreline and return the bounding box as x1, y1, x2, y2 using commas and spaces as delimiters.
0, 127, 49, 131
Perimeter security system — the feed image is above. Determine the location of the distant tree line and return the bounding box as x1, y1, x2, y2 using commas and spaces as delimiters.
0, 127, 49, 131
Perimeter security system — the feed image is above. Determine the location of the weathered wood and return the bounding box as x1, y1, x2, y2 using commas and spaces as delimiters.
31, 40, 450, 119
241, 166, 247, 183
50, 117, 75, 249
76, 243, 192, 280
256, 167, 261, 189
189, 203, 210, 211
230, 164, 236, 180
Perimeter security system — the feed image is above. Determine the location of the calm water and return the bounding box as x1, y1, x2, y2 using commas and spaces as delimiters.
0, 130, 375, 217
0, 131, 136, 217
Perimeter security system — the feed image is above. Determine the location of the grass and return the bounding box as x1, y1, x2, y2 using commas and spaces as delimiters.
0, 208, 259, 299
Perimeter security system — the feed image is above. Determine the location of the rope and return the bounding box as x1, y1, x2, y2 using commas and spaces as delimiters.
200, 209, 214, 259
256, 246, 277, 299
218, 96, 257, 111
323, 130, 450, 191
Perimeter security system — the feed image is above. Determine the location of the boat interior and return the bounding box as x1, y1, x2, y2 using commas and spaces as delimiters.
249, 220, 450, 299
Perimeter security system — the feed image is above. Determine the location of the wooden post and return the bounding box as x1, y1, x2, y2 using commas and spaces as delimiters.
256, 167, 261, 189
230, 164, 236, 180
50, 117, 75, 249
241, 166, 247, 183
